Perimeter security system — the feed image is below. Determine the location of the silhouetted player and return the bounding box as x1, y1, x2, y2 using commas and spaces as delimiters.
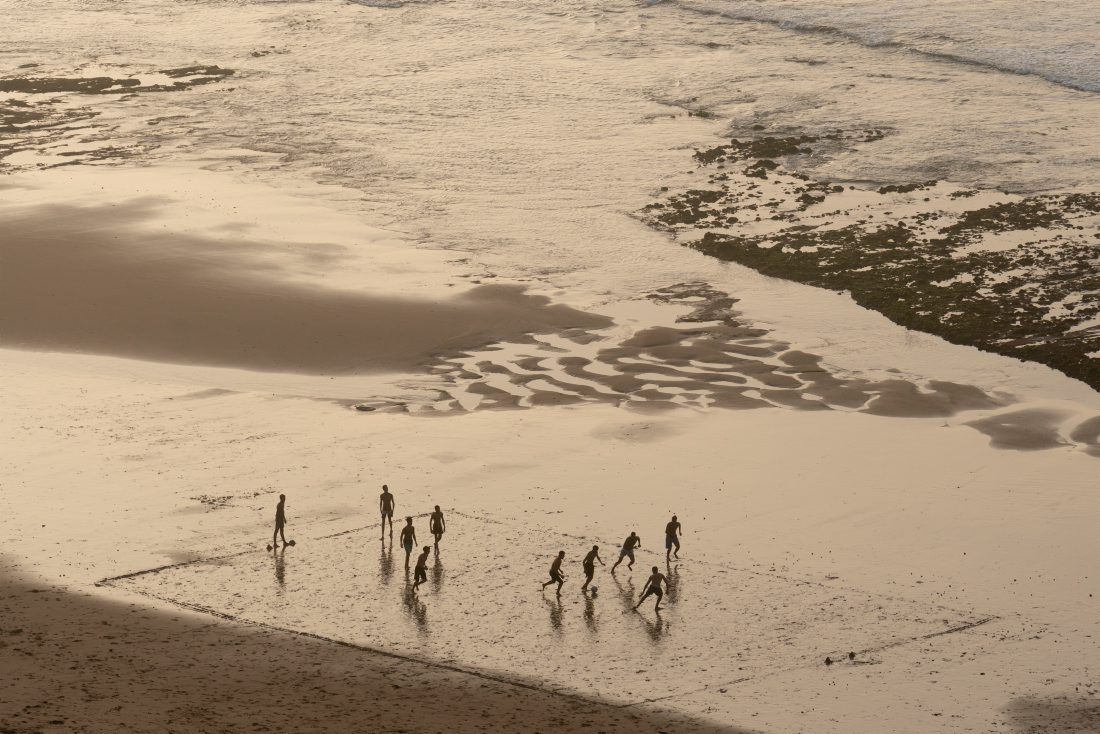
272, 494, 287, 548
379, 485, 396, 539
542, 551, 566, 594
611, 531, 641, 571
581, 545, 604, 591
634, 566, 667, 612
665, 515, 681, 560
429, 505, 446, 546
412, 546, 431, 592
400, 517, 417, 570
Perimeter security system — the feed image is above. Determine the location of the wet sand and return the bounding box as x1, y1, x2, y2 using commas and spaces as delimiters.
0, 201, 610, 374
103, 512, 992, 708
0, 565, 737, 733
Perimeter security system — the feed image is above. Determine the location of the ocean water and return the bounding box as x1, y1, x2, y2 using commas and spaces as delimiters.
678, 0, 1100, 92
2, 0, 1099, 398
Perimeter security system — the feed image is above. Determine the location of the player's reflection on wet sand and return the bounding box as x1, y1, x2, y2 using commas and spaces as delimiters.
640, 610, 666, 642
612, 571, 635, 613
431, 547, 444, 593
583, 592, 597, 633
402, 586, 428, 636
544, 594, 564, 632
379, 538, 394, 587
272, 546, 286, 593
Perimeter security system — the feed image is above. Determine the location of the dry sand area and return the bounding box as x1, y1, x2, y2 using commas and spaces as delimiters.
2, 167, 1100, 731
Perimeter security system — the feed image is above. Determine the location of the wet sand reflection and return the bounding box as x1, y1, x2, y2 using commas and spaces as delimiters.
431, 548, 444, 594
272, 546, 286, 594
379, 540, 394, 587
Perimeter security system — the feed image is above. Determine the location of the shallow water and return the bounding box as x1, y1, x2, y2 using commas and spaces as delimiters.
3, 0, 1099, 401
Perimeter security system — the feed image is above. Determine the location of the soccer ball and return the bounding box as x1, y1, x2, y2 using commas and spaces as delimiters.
590, 587, 598, 596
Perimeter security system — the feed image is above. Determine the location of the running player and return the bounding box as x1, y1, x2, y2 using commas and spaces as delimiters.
581, 545, 604, 591
412, 546, 431, 592
611, 531, 641, 571
542, 550, 566, 594
634, 566, 668, 612
665, 515, 681, 560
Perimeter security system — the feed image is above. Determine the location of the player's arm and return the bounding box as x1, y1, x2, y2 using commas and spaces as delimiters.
596, 552, 604, 565
441, 514, 446, 532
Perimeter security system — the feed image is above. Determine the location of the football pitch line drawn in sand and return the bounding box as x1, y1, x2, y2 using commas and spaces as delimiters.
99, 512, 1000, 710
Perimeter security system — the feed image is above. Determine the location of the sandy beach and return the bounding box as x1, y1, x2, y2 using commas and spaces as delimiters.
2, 0, 1099, 731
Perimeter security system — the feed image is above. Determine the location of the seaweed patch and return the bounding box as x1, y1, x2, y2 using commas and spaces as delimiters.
0, 65, 235, 171
639, 130, 1100, 391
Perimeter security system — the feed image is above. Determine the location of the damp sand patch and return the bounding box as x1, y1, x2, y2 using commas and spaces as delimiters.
101, 512, 997, 711
0, 200, 610, 374
403, 281, 1012, 418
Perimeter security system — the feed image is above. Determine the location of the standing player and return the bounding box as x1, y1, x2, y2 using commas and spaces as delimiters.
379, 484, 395, 539
581, 545, 604, 591
399, 516, 417, 570
611, 531, 641, 572
429, 505, 446, 546
412, 546, 431, 592
542, 550, 566, 594
272, 494, 288, 549
665, 515, 681, 560
634, 566, 668, 612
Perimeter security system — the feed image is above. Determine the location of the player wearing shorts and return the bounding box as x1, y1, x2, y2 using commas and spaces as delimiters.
634, 566, 668, 612
542, 550, 566, 594
272, 494, 288, 548
429, 505, 446, 546
399, 517, 417, 570
665, 515, 681, 560
611, 532, 641, 571
581, 545, 604, 591
412, 546, 431, 592
379, 485, 395, 539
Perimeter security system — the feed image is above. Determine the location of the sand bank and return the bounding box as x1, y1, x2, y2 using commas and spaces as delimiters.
0, 200, 609, 374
